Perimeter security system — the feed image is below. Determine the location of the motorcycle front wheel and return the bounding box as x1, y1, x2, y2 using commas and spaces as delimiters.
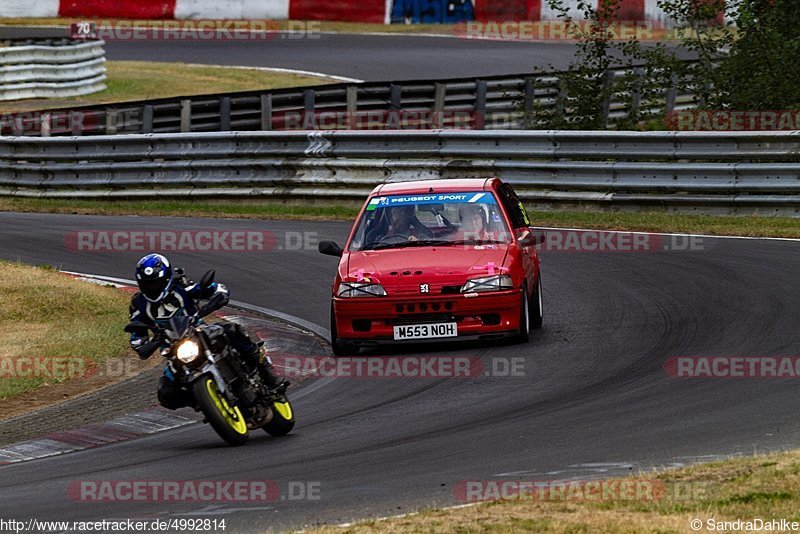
193, 374, 249, 446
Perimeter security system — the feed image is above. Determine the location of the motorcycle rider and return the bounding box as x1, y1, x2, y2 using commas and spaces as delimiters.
128, 253, 285, 410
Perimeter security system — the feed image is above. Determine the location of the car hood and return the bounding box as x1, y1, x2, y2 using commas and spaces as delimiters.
345, 245, 510, 296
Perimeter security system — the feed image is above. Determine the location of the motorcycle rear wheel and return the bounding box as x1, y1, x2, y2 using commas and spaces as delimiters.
262, 396, 295, 437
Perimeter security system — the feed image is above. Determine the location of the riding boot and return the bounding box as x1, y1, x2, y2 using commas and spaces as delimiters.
242, 346, 287, 391
259, 360, 284, 390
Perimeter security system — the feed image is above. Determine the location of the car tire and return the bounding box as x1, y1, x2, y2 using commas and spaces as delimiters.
530, 275, 543, 330
517, 287, 531, 343
330, 303, 359, 356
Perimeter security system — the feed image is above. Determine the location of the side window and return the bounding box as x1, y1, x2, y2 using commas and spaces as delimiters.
498, 184, 530, 229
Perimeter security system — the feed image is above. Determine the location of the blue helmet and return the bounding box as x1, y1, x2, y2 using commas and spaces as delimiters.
135, 254, 173, 302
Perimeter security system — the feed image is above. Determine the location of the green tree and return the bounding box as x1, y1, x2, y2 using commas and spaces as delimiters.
655, 0, 732, 109
714, 0, 800, 109
656, 0, 800, 110
529, 0, 800, 130
530, 0, 676, 129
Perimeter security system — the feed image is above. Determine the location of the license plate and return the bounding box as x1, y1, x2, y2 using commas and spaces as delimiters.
393, 322, 457, 341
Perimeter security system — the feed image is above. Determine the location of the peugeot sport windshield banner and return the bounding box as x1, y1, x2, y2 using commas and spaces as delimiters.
366, 192, 496, 210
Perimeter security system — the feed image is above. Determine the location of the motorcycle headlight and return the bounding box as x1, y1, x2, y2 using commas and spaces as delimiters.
176, 339, 201, 363
337, 282, 387, 298
461, 275, 514, 293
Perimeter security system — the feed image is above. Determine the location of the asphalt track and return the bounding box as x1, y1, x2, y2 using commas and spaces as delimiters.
0, 26, 668, 80
1, 211, 800, 531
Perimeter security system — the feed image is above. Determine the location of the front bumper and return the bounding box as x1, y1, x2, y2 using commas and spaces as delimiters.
332, 290, 522, 344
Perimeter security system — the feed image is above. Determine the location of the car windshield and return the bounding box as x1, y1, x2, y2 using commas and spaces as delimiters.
348, 191, 512, 251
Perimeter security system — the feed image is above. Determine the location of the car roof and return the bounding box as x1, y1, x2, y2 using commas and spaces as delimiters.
371, 178, 499, 196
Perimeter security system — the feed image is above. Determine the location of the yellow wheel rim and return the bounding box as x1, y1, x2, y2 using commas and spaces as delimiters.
273, 400, 293, 421
205, 378, 248, 435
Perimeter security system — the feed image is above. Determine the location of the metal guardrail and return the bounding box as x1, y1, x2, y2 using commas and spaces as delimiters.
1, 130, 799, 214
12, 64, 698, 136
0, 39, 107, 101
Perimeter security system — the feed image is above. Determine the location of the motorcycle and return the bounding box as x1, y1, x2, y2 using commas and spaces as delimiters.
124, 271, 294, 446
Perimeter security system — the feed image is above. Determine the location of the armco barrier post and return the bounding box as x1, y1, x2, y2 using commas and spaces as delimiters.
523, 78, 535, 129
105, 110, 117, 135
630, 68, 644, 119
180, 100, 192, 133
665, 75, 678, 114
260, 94, 273, 131
475, 80, 487, 130
220, 97, 231, 131
390, 85, 402, 110
142, 105, 153, 134
346, 86, 358, 130
303, 90, 315, 113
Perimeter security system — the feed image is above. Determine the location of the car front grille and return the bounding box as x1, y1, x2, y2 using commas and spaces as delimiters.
390, 314, 459, 326
441, 285, 462, 294
394, 301, 455, 313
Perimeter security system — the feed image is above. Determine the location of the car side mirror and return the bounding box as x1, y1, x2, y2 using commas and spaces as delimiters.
199, 269, 215, 288
318, 241, 344, 257
531, 228, 546, 246
514, 228, 535, 246
515, 228, 545, 246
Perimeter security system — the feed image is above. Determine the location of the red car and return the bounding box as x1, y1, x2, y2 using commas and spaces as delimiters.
318, 178, 543, 355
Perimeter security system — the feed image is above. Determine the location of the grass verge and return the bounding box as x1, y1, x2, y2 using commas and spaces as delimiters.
525, 209, 800, 238
0, 198, 361, 221
0, 60, 336, 112
0, 261, 131, 400
308, 449, 800, 533
5, 198, 800, 238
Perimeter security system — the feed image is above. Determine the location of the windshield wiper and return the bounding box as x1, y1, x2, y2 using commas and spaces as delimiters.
446, 239, 507, 246
360, 238, 507, 251
360, 239, 451, 251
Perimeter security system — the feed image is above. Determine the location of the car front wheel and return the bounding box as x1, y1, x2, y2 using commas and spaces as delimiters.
517, 287, 531, 343
530, 275, 543, 330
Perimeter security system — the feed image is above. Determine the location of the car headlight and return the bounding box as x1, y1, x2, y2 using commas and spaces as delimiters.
337, 282, 387, 297
461, 275, 514, 293
176, 339, 201, 363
